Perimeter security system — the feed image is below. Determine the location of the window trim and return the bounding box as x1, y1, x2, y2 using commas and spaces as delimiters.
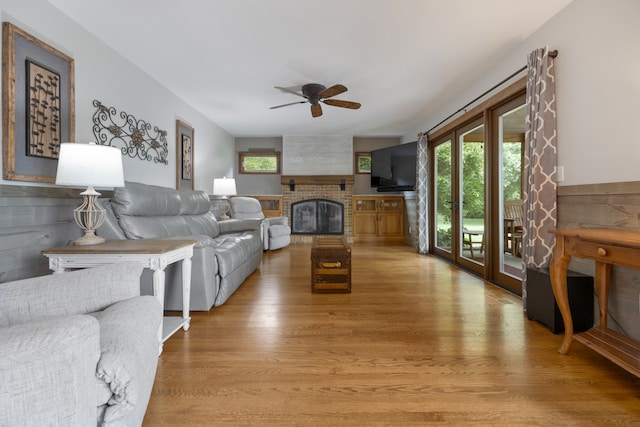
239, 151, 281, 174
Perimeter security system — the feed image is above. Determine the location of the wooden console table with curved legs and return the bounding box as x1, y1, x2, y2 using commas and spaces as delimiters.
550, 228, 640, 377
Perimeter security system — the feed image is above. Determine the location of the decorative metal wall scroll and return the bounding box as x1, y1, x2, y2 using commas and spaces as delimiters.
91, 100, 168, 164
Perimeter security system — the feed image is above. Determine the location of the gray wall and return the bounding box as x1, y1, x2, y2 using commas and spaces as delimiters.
0, 0, 235, 192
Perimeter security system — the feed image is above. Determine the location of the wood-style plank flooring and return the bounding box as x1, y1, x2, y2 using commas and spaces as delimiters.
145, 242, 640, 426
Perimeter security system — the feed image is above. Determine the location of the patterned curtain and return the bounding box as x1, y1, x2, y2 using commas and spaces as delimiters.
416, 132, 429, 253
522, 47, 558, 303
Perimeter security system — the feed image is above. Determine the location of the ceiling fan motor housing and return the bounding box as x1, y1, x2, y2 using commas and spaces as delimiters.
302, 83, 326, 105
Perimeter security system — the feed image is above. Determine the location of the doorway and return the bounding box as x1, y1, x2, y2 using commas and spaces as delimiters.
429, 90, 526, 295
489, 96, 526, 294
432, 118, 485, 276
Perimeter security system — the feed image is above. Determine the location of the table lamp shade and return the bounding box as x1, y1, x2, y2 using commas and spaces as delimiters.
55, 142, 124, 246
213, 178, 237, 196
56, 142, 124, 188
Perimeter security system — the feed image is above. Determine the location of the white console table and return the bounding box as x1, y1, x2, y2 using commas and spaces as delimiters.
42, 239, 196, 354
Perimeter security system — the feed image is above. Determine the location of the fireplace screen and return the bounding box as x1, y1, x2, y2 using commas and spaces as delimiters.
291, 199, 344, 235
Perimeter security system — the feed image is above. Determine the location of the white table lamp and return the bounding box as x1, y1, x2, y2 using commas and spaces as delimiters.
55, 142, 125, 245
212, 177, 237, 219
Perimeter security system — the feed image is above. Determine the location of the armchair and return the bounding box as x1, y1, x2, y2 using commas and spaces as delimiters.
229, 196, 291, 250
0, 262, 162, 427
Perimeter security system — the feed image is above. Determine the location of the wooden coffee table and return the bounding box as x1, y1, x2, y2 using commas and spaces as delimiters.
310, 237, 351, 293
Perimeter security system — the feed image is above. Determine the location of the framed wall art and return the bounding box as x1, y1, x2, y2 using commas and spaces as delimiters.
176, 120, 194, 190
355, 152, 371, 174
2, 22, 75, 183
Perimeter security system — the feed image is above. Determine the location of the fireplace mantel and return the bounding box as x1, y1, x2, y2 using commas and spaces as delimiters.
280, 175, 354, 185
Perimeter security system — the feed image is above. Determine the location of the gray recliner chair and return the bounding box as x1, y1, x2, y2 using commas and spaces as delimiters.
0, 262, 162, 427
229, 196, 291, 250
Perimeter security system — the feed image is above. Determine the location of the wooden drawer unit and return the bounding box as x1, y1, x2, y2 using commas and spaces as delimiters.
566, 236, 640, 265
352, 196, 404, 240
311, 237, 351, 293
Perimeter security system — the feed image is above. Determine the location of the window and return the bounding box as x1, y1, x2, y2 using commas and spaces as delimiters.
239, 151, 281, 174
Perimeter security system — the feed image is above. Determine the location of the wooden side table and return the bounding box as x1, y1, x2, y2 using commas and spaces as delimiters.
550, 228, 640, 377
42, 239, 196, 354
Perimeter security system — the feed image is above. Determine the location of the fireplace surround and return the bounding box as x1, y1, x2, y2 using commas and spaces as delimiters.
291, 199, 344, 235
281, 175, 353, 243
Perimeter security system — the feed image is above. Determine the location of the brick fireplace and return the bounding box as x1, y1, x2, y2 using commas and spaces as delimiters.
281, 175, 353, 243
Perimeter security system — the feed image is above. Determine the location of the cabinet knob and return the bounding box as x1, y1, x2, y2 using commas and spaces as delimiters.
597, 247, 607, 256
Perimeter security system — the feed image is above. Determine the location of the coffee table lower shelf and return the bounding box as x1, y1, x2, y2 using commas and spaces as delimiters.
574, 328, 640, 377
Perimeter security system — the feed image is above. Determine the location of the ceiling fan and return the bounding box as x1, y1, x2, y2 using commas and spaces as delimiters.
270, 83, 361, 118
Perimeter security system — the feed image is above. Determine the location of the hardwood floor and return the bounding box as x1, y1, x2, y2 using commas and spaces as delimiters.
145, 242, 640, 426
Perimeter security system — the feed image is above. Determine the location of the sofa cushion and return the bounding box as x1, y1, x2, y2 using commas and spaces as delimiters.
112, 181, 182, 217
117, 215, 192, 240
229, 196, 265, 220
0, 315, 100, 427
178, 190, 211, 215
182, 211, 220, 237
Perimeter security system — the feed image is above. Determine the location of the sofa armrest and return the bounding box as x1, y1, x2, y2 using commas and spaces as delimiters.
219, 218, 261, 234
0, 315, 100, 427
94, 295, 162, 424
0, 262, 144, 326
264, 216, 289, 227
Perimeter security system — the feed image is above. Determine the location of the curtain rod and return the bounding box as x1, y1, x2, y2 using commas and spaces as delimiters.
423, 49, 558, 136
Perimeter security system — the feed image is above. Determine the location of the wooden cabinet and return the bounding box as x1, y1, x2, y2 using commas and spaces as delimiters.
352, 196, 404, 239
246, 195, 283, 218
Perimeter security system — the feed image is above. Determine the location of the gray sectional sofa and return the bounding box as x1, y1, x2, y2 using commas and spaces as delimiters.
99, 181, 263, 310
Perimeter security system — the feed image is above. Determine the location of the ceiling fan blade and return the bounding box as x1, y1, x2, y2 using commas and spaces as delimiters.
322, 99, 361, 109
311, 104, 322, 117
270, 100, 306, 109
274, 86, 306, 98
319, 84, 347, 99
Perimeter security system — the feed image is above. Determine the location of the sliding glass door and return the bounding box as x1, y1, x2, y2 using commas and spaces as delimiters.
432, 118, 485, 276
433, 136, 454, 260
490, 96, 525, 293
429, 91, 526, 294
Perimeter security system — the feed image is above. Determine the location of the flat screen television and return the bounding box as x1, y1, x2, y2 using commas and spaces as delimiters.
370, 141, 417, 192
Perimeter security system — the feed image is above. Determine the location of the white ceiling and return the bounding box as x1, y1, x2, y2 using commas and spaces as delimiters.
48, 0, 572, 138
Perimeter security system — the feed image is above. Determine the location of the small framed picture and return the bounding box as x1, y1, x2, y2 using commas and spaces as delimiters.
355, 152, 371, 174
176, 120, 194, 190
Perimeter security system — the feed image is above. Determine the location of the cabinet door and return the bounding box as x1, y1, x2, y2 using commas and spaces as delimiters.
378, 213, 404, 236
354, 213, 378, 236
378, 198, 403, 212
354, 198, 377, 212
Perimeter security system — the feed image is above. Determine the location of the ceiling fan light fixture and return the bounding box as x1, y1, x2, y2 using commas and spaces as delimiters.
270, 83, 361, 118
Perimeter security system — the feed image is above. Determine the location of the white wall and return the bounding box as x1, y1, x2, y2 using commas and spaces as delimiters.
0, 0, 234, 192
405, 0, 640, 187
